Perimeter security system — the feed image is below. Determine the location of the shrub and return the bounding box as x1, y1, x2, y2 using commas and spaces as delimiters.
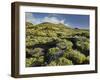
26, 48, 44, 57
38, 56, 44, 62
47, 47, 60, 63
56, 41, 66, 49
56, 39, 73, 51
32, 48, 44, 57
46, 31, 57, 37
76, 38, 89, 56
81, 32, 89, 38
48, 47, 60, 56
36, 56, 44, 65
26, 58, 36, 67
57, 57, 73, 65
34, 31, 47, 36
72, 32, 89, 38
48, 61, 57, 66
83, 56, 90, 64
65, 50, 86, 64
26, 40, 35, 47
26, 56, 44, 67
47, 57, 73, 66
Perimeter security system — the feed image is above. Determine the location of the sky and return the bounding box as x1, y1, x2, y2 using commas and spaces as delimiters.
25, 12, 89, 29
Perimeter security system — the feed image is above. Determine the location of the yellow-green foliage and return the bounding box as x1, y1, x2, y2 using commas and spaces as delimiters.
48, 61, 57, 66
65, 50, 86, 64
26, 22, 90, 67
83, 56, 90, 64
32, 48, 43, 57
56, 39, 73, 51
57, 57, 73, 65
76, 37, 89, 56
26, 56, 44, 67
48, 47, 60, 55
26, 58, 36, 67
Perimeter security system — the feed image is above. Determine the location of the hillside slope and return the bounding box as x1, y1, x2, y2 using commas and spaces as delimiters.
26, 22, 90, 67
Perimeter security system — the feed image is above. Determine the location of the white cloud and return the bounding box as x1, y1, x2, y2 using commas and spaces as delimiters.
26, 13, 36, 23
26, 13, 41, 24
65, 23, 70, 26
43, 17, 65, 24
25, 13, 71, 27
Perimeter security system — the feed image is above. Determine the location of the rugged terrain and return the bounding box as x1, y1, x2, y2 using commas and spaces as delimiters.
26, 22, 90, 67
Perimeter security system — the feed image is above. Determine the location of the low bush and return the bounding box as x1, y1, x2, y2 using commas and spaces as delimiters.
32, 48, 44, 57
65, 50, 86, 64
81, 32, 89, 38
48, 61, 57, 66
76, 38, 89, 56
26, 58, 36, 67
83, 56, 90, 64
26, 55, 44, 67
48, 47, 60, 56
57, 57, 73, 65
56, 39, 73, 51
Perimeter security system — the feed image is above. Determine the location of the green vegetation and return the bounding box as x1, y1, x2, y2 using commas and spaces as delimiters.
48, 47, 60, 55
64, 50, 86, 64
57, 57, 73, 65
26, 22, 90, 67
